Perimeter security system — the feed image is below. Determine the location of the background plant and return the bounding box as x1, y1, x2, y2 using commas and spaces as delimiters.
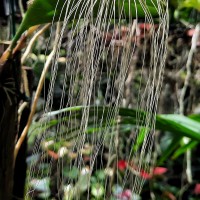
1, 0, 200, 200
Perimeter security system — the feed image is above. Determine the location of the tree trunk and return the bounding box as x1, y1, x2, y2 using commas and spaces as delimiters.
0, 51, 21, 200
13, 67, 33, 200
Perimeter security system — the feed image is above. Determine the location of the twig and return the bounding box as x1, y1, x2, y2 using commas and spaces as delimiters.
179, 24, 200, 114
17, 24, 50, 122
18, 102, 28, 123
179, 23, 200, 183
21, 24, 50, 65
13, 26, 40, 55
0, 26, 39, 65
14, 23, 61, 163
18, 0, 25, 18
21, 25, 50, 97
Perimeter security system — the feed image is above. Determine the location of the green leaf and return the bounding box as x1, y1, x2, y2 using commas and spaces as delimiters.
189, 114, 200, 122
64, 166, 79, 179
174, 0, 200, 26
156, 114, 200, 142
75, 169, 90, 193
28, 106, 200, 168
157, 135, 182, 165
179, 0, 200, 11
131, 127, 148, 153
36, 106, 200, 142
172, 140, 198, 159
156, 114, 200, 163
91, 183, 105, 198
11, 0, 163, 49
95, 170, 106, 181
174, 7, 200, 26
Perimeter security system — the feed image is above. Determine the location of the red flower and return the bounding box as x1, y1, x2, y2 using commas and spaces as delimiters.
140, 170, 152, 179
117, 160, 127, 171
47, 150, 59, 160
140, 167, 167, 179
153, 167, 168, 175
194, 183, 200, 195
187, 29, 195, 37
163, 191, 176, 200
118, 159, 167, 179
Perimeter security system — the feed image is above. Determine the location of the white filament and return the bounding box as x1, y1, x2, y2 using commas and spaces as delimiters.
27, 0, 168, 199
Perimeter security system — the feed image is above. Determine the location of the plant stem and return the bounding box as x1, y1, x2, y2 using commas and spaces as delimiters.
179, 23, 200, 183
14, 23, 61, 163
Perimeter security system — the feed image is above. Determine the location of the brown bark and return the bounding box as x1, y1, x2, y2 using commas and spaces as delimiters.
13, 67, 33, 200
0, 51, 21, 200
